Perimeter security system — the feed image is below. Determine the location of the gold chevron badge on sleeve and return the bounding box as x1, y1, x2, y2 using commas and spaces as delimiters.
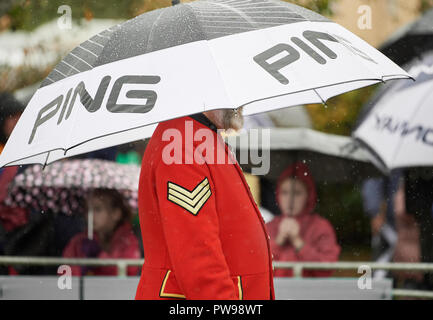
167, 177, 212, 215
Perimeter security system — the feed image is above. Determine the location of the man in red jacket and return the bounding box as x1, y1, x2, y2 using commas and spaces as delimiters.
135, 109, 275, 300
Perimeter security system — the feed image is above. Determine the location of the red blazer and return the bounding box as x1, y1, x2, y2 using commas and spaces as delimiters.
135, 114, 275, 300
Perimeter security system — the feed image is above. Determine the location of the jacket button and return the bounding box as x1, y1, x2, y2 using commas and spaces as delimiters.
267, 235, 271, 240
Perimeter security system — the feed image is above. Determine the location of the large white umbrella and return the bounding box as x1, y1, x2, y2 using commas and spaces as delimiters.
0, 0, 410, 168
354, 50, 433, 172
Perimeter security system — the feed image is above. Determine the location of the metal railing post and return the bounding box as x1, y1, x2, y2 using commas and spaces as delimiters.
293, 264, 303, 278
117, 261, 127, 278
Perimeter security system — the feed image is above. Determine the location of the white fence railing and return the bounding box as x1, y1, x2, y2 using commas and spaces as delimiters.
0, 256, 432, 299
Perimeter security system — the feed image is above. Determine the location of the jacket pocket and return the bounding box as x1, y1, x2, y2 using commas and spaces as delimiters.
159, 269, 186, 299
232, 272, 271, 300
159, 269, 245, 299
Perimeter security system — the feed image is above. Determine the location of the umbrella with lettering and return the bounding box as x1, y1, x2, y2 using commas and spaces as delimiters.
0, 0, 410, 168
353, 50, 433, 172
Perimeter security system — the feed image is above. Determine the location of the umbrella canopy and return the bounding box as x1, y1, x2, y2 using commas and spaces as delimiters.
353, 50, 433, 172
0, 0, 410, 168
380, 7, 433, 66
3, 159, 140, 215
228, 127, 380, 182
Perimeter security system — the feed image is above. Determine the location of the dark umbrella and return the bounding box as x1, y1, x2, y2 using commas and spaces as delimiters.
229, 127, 380, 183
380, 8, 433, 66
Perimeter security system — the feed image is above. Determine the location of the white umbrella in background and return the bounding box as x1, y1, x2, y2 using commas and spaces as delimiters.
0, 0, 410, 169
228, 127, 379, 182
243, 105, 313, 130
354, 50, 433, 172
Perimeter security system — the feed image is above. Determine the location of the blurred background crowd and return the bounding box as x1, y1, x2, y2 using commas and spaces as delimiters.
0, 0, 433, 294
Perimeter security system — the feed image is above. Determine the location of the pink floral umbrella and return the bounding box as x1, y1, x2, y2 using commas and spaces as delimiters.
4, 159, 140, 215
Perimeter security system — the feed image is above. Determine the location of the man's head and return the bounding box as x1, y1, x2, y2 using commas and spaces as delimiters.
203, 107, 244, 132
87, 188, 132, 236
277, 178, 309, 217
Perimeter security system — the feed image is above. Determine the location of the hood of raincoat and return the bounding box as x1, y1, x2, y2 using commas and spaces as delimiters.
275, 162, 317, 224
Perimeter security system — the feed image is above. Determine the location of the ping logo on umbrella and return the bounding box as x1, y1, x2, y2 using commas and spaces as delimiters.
28, 75, 161, 144
167, 177, 212, 216
254, 30, 376, 85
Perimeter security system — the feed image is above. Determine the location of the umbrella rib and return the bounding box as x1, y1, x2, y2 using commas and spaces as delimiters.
198, 1, 258, 28
145, 10, 166, 53
0, 147, 66, 168
312, 89, 327, 107
42, 152, 50, 171
237, 77, 402, 110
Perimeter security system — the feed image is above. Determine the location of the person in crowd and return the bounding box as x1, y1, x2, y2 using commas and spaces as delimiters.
265, 162, 340, 277
0, 92, 29, 274
0, 92, 25, 155
361, 171, 401, 279
404, 168, 433, 290
392, 178, 423, 289
63, 188, 141, 276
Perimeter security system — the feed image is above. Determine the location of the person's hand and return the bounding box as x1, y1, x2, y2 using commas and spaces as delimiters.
284, 218, 300, 241
371, 210, 385, 236
81, 238, 101, 258
276, 218, 301, 245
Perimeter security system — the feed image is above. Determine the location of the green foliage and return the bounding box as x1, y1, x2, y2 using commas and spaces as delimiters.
5, 0, 162, 31
4, 0, 335, 32
306, 85, 378, 136
285, 0, 336, 16
315, 182, 371, 249
0, 59, 60, 92
420, 0, 433, 12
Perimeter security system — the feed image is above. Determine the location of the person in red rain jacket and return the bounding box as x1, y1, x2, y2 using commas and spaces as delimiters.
266, 162, 340, 277
135, 110, 275, 300
63, 188, 140, 276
